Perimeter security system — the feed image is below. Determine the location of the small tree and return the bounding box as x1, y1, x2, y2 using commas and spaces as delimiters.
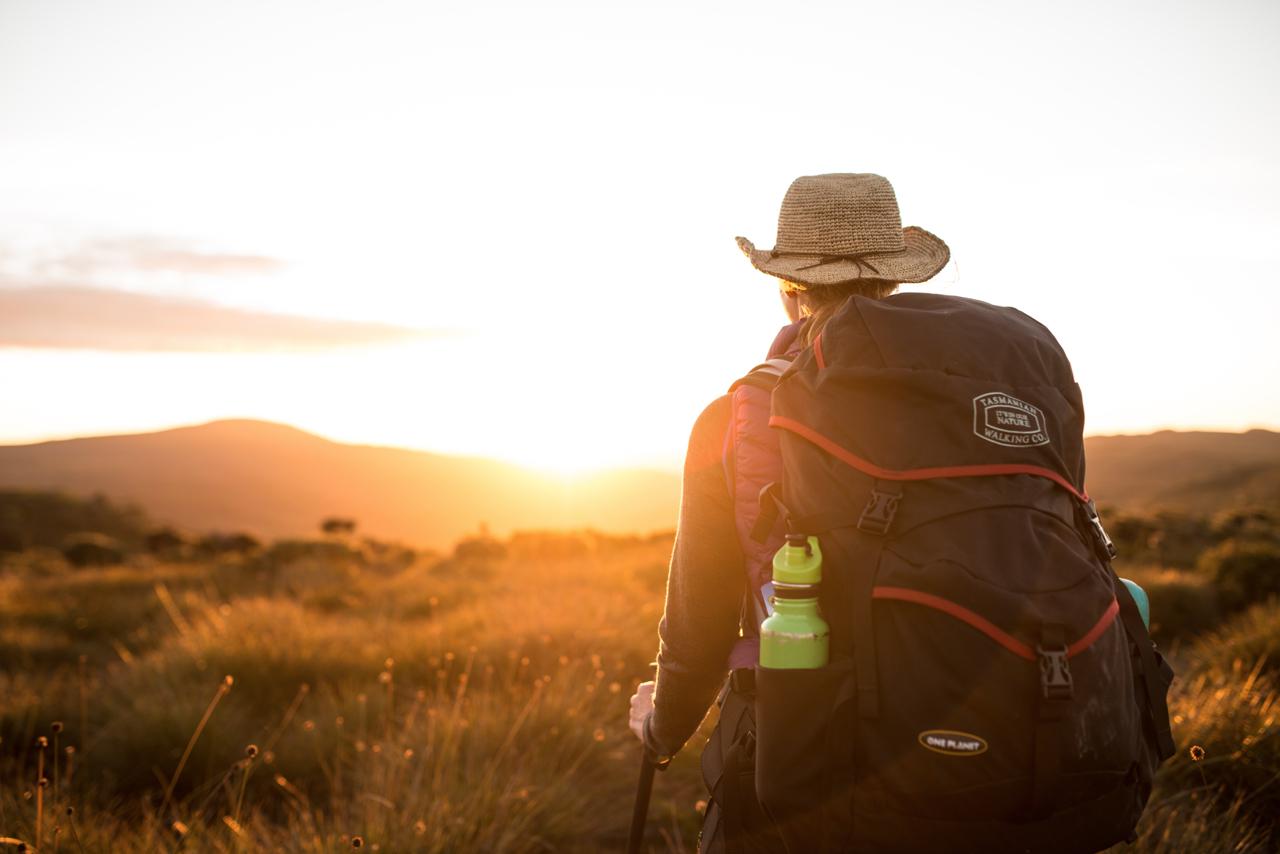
320, 517, 358, 537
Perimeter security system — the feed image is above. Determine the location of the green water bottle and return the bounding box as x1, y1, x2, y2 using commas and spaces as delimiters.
759, 534, 829, 669
1119, 577, 1151, 628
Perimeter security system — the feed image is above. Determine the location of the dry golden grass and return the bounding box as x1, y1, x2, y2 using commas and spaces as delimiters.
1, 534, 705, 852
1, 532, 1277, 851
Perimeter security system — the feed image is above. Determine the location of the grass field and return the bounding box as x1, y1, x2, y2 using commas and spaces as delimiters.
1, 525, 1278, 852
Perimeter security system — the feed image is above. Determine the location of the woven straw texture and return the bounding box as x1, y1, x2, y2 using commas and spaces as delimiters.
736, 173, 949, 286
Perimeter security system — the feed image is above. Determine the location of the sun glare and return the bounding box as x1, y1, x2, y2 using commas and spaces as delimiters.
488, 422, 630, 477
518, 455, 611, 478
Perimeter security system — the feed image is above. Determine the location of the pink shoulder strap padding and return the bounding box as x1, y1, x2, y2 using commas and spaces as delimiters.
723, 321, 806, 669
728, 378, 787, 593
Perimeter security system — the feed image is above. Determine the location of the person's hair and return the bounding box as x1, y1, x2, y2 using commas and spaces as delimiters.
781, 278, 899, 347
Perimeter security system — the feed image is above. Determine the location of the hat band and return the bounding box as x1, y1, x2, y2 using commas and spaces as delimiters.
768, 249, 884, 276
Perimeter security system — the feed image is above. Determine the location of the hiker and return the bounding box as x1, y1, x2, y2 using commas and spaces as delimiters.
628, 174, 1175, 853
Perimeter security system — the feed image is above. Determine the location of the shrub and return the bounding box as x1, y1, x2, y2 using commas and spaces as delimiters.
505, 529, 670, 561
1106, 510, 1223, 570
1108, 513, 1162, 564
1, 490, 149, 550
0, 526, 26, 553
453, 534, 507, 564
196, 532, 262, 558
1197, 539, 1280, 612
1121, 568, 1221, 644
1211, 508, 1279, 543
507, 530, 595, 561
145, 526, 188, 556
264, 538, 365, 568
61, 532, 125, 567
359, 537, 418, 572
1149, 511, 1218, 568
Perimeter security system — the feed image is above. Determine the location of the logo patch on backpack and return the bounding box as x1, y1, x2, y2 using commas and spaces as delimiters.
973, 392, 1050, 448
918, 729, 988, 756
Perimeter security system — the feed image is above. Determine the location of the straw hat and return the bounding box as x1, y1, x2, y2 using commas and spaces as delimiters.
736, 173, 949, 287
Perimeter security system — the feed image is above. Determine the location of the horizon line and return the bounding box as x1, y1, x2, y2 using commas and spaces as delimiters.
2, 416, 1276, 472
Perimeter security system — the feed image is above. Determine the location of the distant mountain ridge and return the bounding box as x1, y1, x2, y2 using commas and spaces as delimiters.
0, 420, 1275, 546
1083, 429, 1280, 515
0, 419, 681, 547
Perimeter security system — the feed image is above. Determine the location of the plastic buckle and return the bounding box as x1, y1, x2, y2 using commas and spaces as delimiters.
857, 489, 900, 535
1085, 499, 1118, 561
1037, 645, 1074, 701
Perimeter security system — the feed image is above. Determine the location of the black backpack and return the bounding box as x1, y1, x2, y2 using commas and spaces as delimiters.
748, 293, 1176, 853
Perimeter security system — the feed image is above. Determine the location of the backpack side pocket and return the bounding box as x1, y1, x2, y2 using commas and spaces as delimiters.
754, 658, 855, 853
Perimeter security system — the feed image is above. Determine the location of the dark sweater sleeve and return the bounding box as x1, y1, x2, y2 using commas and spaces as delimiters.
645, 395, 745, 758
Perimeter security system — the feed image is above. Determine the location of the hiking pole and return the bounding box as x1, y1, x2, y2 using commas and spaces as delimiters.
627, 747, 658, 854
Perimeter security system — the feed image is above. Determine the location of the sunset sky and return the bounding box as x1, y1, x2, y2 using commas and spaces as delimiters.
2, 0, 1278, 472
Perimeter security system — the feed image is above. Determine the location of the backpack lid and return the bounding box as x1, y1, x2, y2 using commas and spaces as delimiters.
771, 293, 1089, 502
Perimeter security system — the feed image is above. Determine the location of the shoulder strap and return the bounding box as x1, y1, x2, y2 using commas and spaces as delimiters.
730, 357, 794, 547
723, 356, 796, 642
1113, 570, 1176, 760
1082, 504, 1174, 760
728, 358, 793, 394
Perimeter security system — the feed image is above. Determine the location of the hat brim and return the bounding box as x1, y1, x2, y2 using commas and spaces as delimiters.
736, 227, 950, 286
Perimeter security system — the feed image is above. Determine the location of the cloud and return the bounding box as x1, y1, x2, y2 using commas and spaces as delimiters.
38, 236, 283, 277
0, 285, 446, 352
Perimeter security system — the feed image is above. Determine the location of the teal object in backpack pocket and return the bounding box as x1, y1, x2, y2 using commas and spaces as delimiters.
1119, 578, 1150, 629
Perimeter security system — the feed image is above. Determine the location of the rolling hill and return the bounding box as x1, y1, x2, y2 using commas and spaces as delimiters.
0, 420, 1275, 546
1083, 429, 1280, 515
0, 419, 681, 547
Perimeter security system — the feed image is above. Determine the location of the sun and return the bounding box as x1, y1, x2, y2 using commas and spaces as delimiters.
496, 429, 621, 477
